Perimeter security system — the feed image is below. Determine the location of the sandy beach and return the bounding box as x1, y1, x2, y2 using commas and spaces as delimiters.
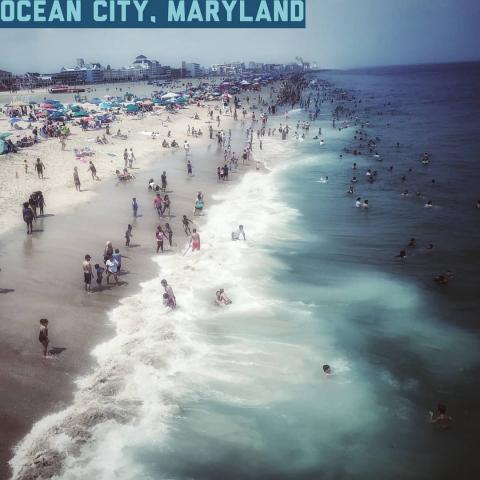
0, 83, 274, 479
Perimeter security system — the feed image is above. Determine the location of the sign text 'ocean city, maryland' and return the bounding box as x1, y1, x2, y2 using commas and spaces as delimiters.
0, 0, 306, 27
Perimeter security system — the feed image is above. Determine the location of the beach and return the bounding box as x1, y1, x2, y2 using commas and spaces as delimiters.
1, 65, 480, 480
0, 80, 274, 478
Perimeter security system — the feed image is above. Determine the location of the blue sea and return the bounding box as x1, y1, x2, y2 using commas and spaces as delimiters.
12, 63, 480, 479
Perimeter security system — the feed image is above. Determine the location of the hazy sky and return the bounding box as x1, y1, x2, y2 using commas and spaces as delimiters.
0, 0, 479, 73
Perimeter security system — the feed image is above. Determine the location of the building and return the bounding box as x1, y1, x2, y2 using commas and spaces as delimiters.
52, 67, 86, 85
210, 62, 245, 76
182, 61, 202, 78
0, 69, 14, 90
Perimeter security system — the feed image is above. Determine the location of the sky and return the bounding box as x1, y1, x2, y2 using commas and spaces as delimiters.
0, 0, 479, 73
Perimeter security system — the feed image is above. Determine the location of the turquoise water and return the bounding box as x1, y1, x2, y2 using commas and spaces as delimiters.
12, 64, 480, 479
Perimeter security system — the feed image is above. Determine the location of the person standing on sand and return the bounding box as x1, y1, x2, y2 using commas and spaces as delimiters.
73, 167, 81, 191
125, 224, 133, 247
112, 249, 122, 273
104, 241, 114, 261
161, 171, 167, 192
184, 140, 190, 156
39, 318, 49, 357
128, 148, 135, 169
165, 223, 173, 247
88, 161, 99, 180
105, 255, 119, 285
35, 158, 45, 179
95, 263, 104, 289
37, 192, 46, 216
187, 160, 193, 176
190, 229, 201, 252
156, 226, 166, 253
161, 279, 176, 308
132, 198, 138, 217
123, 148, 128, 168
83, 254, 93, 292
22, 202, 34, 234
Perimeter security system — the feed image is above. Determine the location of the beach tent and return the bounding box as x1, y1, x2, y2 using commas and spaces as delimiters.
100, 102, 113, 110
125, 104, 139, 112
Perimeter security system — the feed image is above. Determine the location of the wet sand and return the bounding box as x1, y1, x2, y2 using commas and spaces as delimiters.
0, 113, 254, 478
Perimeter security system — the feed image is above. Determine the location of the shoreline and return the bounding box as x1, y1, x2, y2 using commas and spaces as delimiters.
0, 87, 269, 478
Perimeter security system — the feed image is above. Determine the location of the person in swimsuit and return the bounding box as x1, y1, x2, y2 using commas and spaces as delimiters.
82, 254, 93, 292
183, 215, 193, 235
190, 229, 201, 252
39, 318, 49, 357
22, 202, 34, 234
35, 158, 45, 179
125, 224, 133, 247
231, 225, 246, 241
161, 171, 167, 192
73, 167, 81, 191
88, 161, 99, 180
156, 226, 166, 253
215, 289, 232, 305
105, 255, 119, 284
161, 279, 176, 308
430, 404, 452, 428
95, 263, 104, 288
165, 223, 173, 247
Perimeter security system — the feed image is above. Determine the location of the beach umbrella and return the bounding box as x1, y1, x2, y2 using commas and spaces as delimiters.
90, 97, 102, 105
125, 104, 139, 112
161, 92, 179, 99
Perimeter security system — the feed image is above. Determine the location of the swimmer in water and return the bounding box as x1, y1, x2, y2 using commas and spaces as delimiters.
408, 238, 416, 247
215, 289, 232, 306
352, 163, 357, 170
429, 404, 452, 428
347, 185, 354, 195
362, 199, 369, 209
425, 200, 433, 208
396, 250, 407, 259
323, 365, 332, 375
351, 176, 358, 183
355, 197, 362, 208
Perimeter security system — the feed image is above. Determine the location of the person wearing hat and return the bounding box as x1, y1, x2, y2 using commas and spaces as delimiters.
82, 254, 93, 292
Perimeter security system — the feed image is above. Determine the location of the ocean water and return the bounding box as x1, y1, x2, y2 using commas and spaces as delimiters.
11, 63, 480, 480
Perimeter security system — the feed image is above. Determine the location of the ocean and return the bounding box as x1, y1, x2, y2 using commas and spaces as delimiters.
11, 63, 480, 479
